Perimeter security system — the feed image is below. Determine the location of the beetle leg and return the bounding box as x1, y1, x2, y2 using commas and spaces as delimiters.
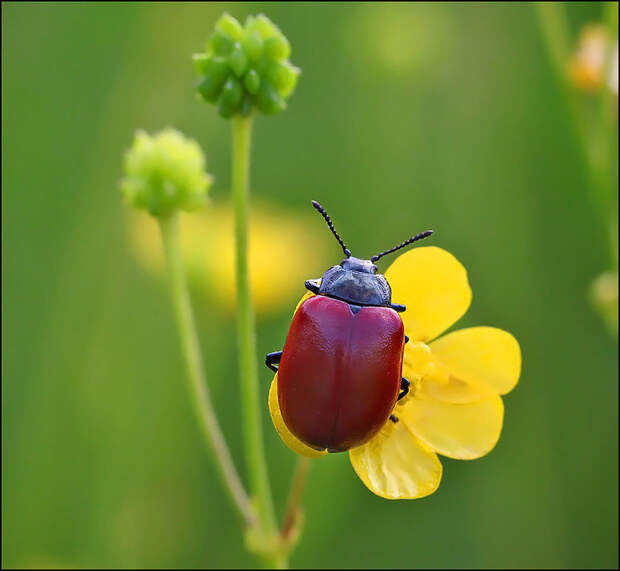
389, 414, 399, 423
265, 351, 283, 372
404, 335, 409, 344
398, 377, 410, 401
304, 279, 321, 294
391, 303, 406, 312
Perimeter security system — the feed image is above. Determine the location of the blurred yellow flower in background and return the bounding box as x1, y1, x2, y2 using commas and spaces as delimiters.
345, 3, 454, 77
269, 246, 521, 499
590, 270, 619, 335
129, 199, 328, 314
569, 24, 618, 94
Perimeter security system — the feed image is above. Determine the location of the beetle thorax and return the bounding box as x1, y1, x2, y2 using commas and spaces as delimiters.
318, 257, 392, 307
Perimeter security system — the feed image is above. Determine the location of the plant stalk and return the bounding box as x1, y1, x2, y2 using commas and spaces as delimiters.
231, 114, 278, 542
282, 457, 311, 540
159, 212, 254, 527
534, 1, 618, 267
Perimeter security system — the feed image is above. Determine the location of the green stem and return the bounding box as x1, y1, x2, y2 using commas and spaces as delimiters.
159, 212, 254, 527
231, 115, 278, 539
270, 553, 289, 570
533, 1, 618, 267
600, 1, 618, 269
281, 457, 311, 539
533, 2, 572, 80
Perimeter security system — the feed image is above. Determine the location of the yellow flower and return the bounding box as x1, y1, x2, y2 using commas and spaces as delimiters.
128, 199, 328, 314
568, 24, 618, 95
268, 246, 521, 499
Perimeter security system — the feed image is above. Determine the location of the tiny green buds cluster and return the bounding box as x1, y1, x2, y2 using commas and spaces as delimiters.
193, 13, 300, 118
121, 129, 213, 217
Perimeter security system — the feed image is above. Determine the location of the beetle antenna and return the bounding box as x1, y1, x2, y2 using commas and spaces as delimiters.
370, 230, 434, 262
311, 200, 351, 257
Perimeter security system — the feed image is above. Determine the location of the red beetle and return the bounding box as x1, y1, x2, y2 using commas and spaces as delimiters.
266, 201, 433, 452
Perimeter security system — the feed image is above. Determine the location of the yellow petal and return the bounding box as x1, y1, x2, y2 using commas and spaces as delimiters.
421, 370, 495, 404
293, 291, 314, 316
349, 420, 442, 499
403, 337, 499, 404
268, 375, 327, 459
402, 341, 433, 380
385, 247, 472, 343
430, 327, 521, 395
402, 392, 504, 460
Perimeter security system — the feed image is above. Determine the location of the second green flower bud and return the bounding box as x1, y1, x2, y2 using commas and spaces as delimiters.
194, 12, 300, 118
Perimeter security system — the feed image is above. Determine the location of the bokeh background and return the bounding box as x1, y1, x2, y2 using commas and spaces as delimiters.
2, 2, 618, 569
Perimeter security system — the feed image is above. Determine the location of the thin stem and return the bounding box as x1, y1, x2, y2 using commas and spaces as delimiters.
231, 114, 278, 538
600, 1, 619, 268
159, 212, 254, 527
534, 1, 618, 267
281, 457, 312, 540
533, 2, 572, 80
270, 553, 289, 570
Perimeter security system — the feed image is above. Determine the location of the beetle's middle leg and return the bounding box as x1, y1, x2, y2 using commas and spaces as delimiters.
398, 377, 410, 401
390, 378, 411, 422
265, 351, 283, 372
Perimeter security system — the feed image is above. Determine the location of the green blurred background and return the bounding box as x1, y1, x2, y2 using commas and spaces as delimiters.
2, 2, 618, 568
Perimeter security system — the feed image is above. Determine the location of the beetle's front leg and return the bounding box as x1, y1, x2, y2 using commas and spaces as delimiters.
265, 351, 283, 372
398, 377, 410, 401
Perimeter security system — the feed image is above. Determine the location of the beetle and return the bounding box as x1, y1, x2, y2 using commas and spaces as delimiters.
266, 201, 433, 453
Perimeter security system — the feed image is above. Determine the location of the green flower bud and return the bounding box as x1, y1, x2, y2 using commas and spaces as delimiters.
192, 53, 210, 75
195, 56, 229, 102
242, 30, 263, 62
244, 68, 260, 94
218, 76, 243, 117
215, 12, 243, 41
229, 44, 248, 77
197, 74, 221, 103
121, 129, 213, 217
239, 92, 254, 117
246, 14, 278, 39
194, 12, 299, 118
264, 35, 290, 62
266, 62, 300, 97
257, 79, 285, 115
210, 29, 234, 56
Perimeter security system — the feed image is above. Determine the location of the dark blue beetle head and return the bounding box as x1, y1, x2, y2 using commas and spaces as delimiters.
318, 256, 391, 307
309, 201, 433, 308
